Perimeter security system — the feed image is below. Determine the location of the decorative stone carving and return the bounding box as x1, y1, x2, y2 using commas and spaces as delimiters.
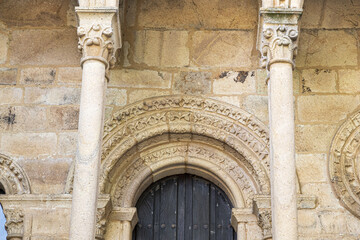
258, 210, 272, 239
95, 208, 107, 240
329, 110, 360, 219
0, 154, 31, 194
4, 209, 24, 240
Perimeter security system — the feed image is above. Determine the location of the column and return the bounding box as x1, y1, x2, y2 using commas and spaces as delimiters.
69, 7, 121, 240
258, 8, 302, 240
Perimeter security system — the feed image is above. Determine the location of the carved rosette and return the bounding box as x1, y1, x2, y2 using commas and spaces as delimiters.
329, 110, 360, 218
4, 209, 24, 240
95, 208, 107, 240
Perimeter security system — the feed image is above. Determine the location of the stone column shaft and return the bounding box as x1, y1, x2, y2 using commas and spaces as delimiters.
69, 7, 121, 240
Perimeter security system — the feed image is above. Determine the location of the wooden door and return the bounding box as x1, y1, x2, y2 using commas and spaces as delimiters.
133, 174, 236, 240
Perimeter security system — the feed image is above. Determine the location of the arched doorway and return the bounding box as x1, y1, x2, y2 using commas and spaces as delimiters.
133, 174, 236, 240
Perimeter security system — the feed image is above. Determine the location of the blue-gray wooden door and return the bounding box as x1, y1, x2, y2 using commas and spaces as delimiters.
133, 174, 236, 240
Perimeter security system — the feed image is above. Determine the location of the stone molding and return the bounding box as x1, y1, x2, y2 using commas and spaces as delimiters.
3, 209, 24, 240
110, 207, 138, 228
76, 7, 121, 75
0, 154, 31, 194
329, 109, 360, 219
258, 8, 302, 78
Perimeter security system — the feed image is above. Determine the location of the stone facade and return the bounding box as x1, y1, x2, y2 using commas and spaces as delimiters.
0, 0, 359, 239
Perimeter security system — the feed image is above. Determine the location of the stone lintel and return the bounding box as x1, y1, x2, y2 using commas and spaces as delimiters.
110, 207, 138, 228
231, 208, 257, 230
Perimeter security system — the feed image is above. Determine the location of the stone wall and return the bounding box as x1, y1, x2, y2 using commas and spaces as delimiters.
0, 0, 360, 239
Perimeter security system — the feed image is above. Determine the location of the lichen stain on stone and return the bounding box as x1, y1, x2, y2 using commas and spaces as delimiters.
1, 107, 16, 126
50, 70, 56, 77
234, 71, 248, 83
301, 78, 312, 93
315, 69, 331, 75
219, 71, 229, 78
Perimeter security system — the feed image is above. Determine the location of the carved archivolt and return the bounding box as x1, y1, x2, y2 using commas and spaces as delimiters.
329, 109, 360, 218
0, 154, 31, 194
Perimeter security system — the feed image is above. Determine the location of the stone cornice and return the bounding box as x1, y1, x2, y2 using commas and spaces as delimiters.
257, 8, 302, 78
76, 7, 122, 76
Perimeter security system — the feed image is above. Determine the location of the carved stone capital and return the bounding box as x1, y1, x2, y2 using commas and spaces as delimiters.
3, 209, 24, 240
258, 8, 302, 75
95, 208, 107, 240
76, 7, 122, 73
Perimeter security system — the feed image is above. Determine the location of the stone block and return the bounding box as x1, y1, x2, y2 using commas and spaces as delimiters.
0, 31, 8, 64
297, 30, 358, 67
10, 29, 81, 65
20, 68, 56, 85
133, 30, 189, 67
0, 0, 69, 27
173, 71, 212, 94
0, 87, 23, 105
126, 0, 137, 27
192, 31, 254, 68
242, 95, 268, 123
297, 95, 360, 123
298, 210, 321, 235
301, 183, 341, 210
48, 106, 79, 130
210, 96, 240, 107
58, 132, 77, 156
106, 88, 127, 106
301, 69, 337, 93
58, 67, 82, 85
128, 89, 170, 103
296, 154, 327, 184
109, 69, 171, 89
338, 70, 360, 93
1, 133, 57, 157
137, 0, 257, 29
25, 87, 81, 105
317, 210, 347, 233
322, 0, 360, 29
301, 0, 323, 28
213, 70, 256, 94
295, 124, 337, 153
0, 68, 17, 85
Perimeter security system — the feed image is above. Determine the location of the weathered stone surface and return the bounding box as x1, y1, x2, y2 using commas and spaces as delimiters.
210, 96, 240, 107
192, 31, 254, 68
298, 210, 321, 235
242, 95, 268, 123
58, 67, 82, 85
301, 69, 336, 93
31, 208, 71, 234
297, 95, 360, 123
0, 87, 23, 105
295, 124, 337, 153
20, 68, 56, 85
133, 30, 189, 67
297, 30, 358, 67
0, 0, 69, 27
109, 69, 171, 89
106, 88, 127, 106
25, 87, 81, 105
128, 89, 170, 103
137, 0, 257, 29
0, 68, 17, 85
48, 106, 79, 130
10, 29, 81, 65
58, 132, 77, 156
0, 31, 8, 64
213, 70, 256, 94
296, 154, 327, 184
322, 0, 360, 29
302, 183, 341, 210
126, 0, 137, 27
173, 72, 212, 94
1, 133, 57, 157
338, 70, 360, 93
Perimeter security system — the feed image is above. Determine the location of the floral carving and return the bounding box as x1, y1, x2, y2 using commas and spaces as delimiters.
4, 209, 24, 239
95, 208, 107, 240
258, 210, 272, 239
0, 154, 31, 194
329, 110, 360, 219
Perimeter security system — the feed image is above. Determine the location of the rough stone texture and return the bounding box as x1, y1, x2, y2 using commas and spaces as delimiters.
10, 29, 81, 65
296, 154, 327, 184
136, 0, 257, 29
297, 95, 360, 123
128, 89, 170, 103
173, 71, 212, 94
301, 0, 324, 28
48, 106, 79, 130
106, 88, 127, 106
109, 69, 171, 89
1, 133, 57, 157
0, 68, 17, 85
0, 87, 23, 105
58, 67, 82, 85
210, 96, 241, 107
58, 132, 77, 156
322, 0, 360, 29
192, 31, 254, 68
213, 70, 256, 94
301, 69, 337, 93
242, 95, 268, 123
338, 70, 360, 93
297, 30, 357, 67
0, 0, 69, 27
24, 87, 81, 105
0, 31, 8, 64
133, 30, 189, 67
295, 124, 337, 153
20, 68, 56, 85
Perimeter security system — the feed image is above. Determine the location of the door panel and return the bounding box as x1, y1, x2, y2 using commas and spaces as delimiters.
133, 174, 236, 240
